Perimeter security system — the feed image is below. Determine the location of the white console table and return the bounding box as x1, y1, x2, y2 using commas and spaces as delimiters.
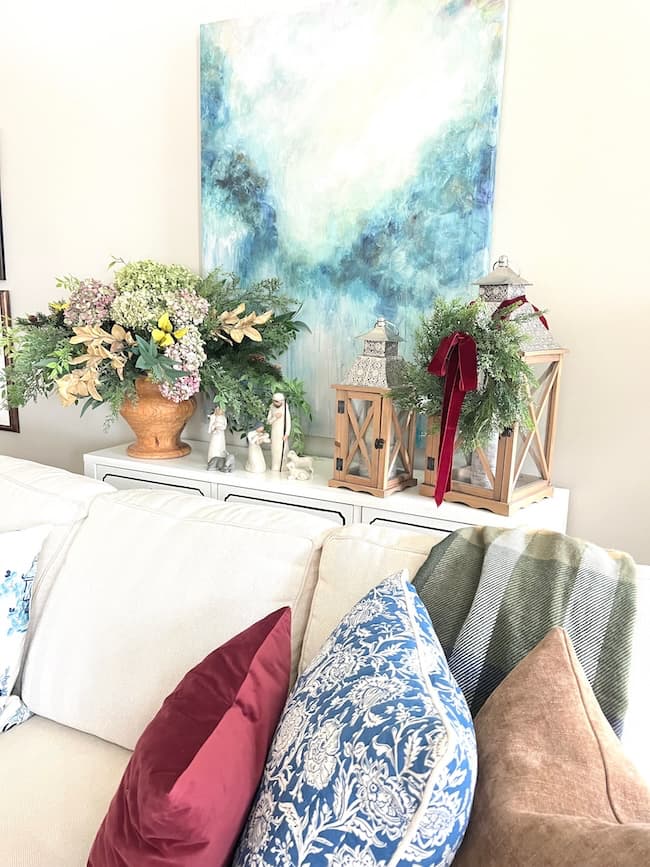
84, 441, 569, 538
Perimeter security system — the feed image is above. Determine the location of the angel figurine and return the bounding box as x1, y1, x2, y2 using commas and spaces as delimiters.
207, 407, 235, 472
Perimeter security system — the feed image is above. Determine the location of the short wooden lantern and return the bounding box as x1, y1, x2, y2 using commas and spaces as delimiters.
420, 258, 567, 515
329, 318, 417, 498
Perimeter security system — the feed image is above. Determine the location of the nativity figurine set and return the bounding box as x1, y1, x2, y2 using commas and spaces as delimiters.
206, 392, 313, 481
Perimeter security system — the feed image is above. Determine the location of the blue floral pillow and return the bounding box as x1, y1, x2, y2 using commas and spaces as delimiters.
1, 526, 49, 733
234, 571, 476, 867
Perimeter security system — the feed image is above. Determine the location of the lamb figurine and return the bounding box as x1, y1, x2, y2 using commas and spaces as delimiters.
286, 450, 314, 481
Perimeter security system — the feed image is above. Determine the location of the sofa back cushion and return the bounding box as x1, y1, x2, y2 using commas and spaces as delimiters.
299, 522, 442, 672
21, 489, 332, 750
0, 456, 113, 645
0, 456, 111, 532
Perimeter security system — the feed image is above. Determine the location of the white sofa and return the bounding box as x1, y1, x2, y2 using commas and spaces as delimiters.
0, 455, 648, 866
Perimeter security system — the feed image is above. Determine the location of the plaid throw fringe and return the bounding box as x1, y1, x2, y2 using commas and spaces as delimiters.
413, 526, 637, 736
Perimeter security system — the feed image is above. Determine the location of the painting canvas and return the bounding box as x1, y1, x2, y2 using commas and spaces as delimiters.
201, 0, 508, 435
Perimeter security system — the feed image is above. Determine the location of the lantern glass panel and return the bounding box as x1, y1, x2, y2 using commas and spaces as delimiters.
386, 408, 410, 479
345, 398, 376, 480
451, 450, 472, 484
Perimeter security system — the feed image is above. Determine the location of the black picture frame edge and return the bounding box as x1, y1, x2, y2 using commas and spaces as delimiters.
0, 289, 20, 432
0, 178, 5, 281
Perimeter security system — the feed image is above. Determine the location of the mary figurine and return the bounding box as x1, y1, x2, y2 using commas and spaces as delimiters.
245, 423, 270, 474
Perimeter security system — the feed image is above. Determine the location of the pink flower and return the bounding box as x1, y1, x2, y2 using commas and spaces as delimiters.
64, 280, 116, 327
159, 372, 200, 403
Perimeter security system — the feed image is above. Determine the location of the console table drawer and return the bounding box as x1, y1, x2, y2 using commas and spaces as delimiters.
93, 464, 211, 497
361, 506, 469, 539
217, 484, 354, 526
84, 444, 569, 534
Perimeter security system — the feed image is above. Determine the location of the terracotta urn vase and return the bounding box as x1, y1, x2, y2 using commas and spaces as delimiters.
120, 377, 196, 460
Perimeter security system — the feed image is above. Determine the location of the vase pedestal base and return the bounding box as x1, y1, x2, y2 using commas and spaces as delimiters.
120, 378, 196, 461
126, 441, 191, 461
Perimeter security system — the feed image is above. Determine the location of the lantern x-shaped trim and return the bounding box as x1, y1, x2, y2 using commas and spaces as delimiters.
329, 318, 417, 498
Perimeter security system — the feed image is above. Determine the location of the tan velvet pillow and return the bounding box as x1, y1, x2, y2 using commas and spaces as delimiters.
454, 627, 650, 866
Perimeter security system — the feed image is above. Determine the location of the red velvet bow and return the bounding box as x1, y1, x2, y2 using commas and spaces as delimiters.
427, 332, 478, 505
494, 295, 549, 330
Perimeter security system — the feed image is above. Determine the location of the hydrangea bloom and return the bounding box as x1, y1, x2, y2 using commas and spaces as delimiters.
165, 325, 206, 371
64, 280, 116, 327
164, 288, 209, 327
110, 288, 165, 330
159, 372, 201, 403
157, 325, 206, 402
114, 260, 200, 296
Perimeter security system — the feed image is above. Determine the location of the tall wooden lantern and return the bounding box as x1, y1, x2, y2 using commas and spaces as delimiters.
330, 318, 417, 498
420, 257, 567, 515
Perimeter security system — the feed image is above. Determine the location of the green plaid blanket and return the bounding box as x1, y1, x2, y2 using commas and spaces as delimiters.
413, 525, 637, 736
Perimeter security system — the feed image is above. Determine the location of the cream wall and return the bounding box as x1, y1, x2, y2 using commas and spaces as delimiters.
0, 1, 648, 560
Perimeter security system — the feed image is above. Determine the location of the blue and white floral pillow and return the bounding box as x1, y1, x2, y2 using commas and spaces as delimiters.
0, 525, 50, 733
235, 570, 477, 867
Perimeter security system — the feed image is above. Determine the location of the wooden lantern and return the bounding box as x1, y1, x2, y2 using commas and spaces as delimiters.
420, 258, 567, 515
329, 319, 417, 498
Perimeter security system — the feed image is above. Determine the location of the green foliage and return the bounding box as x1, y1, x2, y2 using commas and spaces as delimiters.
133, 335, 186, 382
35, 342, 75, 383
198, 268, 312, 443
55, 274, 81, 294
391, 298, 538, 451
200, 356, 311, 452
0, 321, 69, 405
277, 378, 311, 455
199, 269, 309, 362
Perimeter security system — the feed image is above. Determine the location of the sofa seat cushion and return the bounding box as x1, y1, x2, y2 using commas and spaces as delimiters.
0, 715, 131, 867
21, 489, 332, 750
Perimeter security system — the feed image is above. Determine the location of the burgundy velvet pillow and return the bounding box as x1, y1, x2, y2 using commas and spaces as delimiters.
88, 607, 291, 867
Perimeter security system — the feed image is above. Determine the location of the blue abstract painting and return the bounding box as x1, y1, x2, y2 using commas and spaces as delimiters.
201, 0, 508, 435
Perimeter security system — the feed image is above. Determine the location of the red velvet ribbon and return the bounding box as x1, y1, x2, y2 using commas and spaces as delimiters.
427, 332, 478, 505
494, 295, 549, 330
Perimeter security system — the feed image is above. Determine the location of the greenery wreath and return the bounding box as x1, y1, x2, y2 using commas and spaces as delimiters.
391, 297, 540, 451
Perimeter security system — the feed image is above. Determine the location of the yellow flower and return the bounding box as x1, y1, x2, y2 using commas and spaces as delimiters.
49, 301, 69, 314
152, 313, 187, 347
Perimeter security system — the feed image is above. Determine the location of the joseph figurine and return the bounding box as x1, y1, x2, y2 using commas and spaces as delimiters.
266, 392, 291, 472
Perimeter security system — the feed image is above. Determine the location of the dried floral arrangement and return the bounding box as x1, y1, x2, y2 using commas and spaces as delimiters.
0, 259, 311, 448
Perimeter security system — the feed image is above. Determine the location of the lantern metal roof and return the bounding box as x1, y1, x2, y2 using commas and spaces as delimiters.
474, 255, 532, 289
355, 317, 403, 343
475, 255, 561, 352
343, 317, 406, 388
